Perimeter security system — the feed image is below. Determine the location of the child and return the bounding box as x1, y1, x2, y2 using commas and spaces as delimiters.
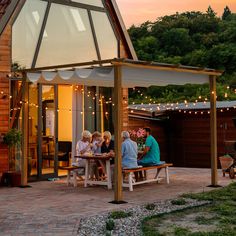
92, 131, 103, 154
92, 131, 105, 179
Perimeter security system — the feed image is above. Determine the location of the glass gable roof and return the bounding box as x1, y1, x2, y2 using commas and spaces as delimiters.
12, 0, 118, 69
12, 0, 48, 68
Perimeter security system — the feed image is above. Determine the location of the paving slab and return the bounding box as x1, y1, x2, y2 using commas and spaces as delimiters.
0, 167, 234, 235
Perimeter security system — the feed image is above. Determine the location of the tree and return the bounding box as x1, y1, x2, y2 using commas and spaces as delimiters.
127, 8, 236, 103
161, 28, 194, 56
222, 6, 232, 20
207, 6, 216, 18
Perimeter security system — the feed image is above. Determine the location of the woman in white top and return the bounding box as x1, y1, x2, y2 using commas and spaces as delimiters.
75, 130, 99, 179
74, 130, 92, 167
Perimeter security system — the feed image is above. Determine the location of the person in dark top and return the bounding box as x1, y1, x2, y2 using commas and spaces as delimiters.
101, 131, 115, 164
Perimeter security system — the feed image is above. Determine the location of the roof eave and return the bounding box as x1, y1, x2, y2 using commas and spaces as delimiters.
109, 0, 138, 60
0, 0, 22, 36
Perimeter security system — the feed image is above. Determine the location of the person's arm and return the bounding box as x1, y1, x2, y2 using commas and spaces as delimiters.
79, 142, 92, 154
140, 137, 151, 158
121, 142, 125, 158
107, 140, 115, 157
142, 146, 150, 156
96, 139, 103, 147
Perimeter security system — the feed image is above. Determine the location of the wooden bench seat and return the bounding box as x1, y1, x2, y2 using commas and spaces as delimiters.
122, 163, 173, 191
58, 166, 84, 187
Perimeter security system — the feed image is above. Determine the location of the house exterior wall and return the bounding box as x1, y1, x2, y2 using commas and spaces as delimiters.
0, 25, 11, 174
168, 110, 236, 168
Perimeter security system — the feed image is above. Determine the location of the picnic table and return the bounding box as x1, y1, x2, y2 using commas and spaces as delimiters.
75, 153, 113, 189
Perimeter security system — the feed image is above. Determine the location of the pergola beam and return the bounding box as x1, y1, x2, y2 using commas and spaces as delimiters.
113, 65, 123, 202
209, 75, 218, 186
21, 76, 28, 186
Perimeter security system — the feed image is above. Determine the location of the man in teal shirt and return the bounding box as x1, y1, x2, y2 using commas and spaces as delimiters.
138, 127, 161, 166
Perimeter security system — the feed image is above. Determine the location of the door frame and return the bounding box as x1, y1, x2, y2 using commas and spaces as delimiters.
37, 83, 58, 180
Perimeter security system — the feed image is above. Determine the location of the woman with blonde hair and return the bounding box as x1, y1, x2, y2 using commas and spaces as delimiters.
101, 131, 115, 159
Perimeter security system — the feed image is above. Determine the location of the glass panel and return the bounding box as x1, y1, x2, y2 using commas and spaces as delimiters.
91, 11, 118, 59
36, 4, 98, 67
9, 81, 22, 173
28, 84, 38, 176
58, 85, 72, 175
72, 0, 104, 7
12, 0, 47, 68
84, 86, 96, 132
99, 87, 114, 134
41, 85, 55, 175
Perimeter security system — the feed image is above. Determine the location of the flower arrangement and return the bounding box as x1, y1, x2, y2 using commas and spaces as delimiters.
129, 128, 145, 150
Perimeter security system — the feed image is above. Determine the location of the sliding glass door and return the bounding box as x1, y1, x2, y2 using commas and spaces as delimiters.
38, 84, 58, 179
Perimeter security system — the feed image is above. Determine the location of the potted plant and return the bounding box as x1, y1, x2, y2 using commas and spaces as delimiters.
3, 129, 22, 186
219, 154, 234, 177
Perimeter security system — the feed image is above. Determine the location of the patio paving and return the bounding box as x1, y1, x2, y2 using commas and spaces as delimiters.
0, 167, 235, 236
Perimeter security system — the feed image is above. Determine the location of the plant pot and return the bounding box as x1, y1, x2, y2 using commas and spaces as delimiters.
219, 156, 234, 170
2, 171, 21, 187
10, 171, 21, 187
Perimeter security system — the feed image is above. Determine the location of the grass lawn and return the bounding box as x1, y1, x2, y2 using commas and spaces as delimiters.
142, 182, 236, 236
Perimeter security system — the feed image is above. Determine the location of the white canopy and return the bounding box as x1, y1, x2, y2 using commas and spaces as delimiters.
27, 65, 210, 88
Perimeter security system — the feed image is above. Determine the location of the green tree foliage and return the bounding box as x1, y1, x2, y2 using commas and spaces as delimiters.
222, 6, 232, 20
128, 6, 236, 103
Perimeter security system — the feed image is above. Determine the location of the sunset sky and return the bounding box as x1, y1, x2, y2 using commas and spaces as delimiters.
116, 0, 236, 27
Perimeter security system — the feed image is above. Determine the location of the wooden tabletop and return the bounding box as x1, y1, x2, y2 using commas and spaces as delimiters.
75, 153, 113, 160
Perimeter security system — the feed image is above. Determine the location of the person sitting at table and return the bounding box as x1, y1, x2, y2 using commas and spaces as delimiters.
74, 130, 98, 180
101, 131, 115, 179
91, 131, 104, 179
138, 127, 162, 166
101, 131, 115, 160
121, 131, 138, 169
91, 131, 103, 154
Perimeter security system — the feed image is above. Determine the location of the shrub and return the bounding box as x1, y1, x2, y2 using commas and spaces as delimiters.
145, 203, 156, 210
106, 219, 115, 231
109, 211, 132, 219
171, 198, 187, 205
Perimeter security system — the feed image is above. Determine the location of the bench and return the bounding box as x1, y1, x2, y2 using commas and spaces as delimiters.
122, 163, 173, 191
58, 166, 84, 187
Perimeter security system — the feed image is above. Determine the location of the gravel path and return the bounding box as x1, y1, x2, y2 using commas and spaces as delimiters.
77, 198, 210, 236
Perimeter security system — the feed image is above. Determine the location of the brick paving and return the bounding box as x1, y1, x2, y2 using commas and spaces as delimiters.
0, 167, 234, 235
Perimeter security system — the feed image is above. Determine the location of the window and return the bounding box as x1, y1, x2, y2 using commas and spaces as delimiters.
91, 11, 118, 59
36, 4, 98, 67
12, 0, 47, 68
12, 0, 118, 68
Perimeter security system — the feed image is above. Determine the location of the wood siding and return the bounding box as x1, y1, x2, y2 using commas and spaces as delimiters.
0, 25, 10, 174
168, 110, 236, 168
129, 109, 236, 168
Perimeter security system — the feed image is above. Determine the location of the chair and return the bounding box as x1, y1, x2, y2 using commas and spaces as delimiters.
58, 141, 72, 166
42, 140, 54, 167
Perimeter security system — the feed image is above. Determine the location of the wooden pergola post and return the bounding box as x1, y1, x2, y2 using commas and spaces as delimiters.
209, 75, 218, 186
113, 65, 123, 203
21, 77, 28, 186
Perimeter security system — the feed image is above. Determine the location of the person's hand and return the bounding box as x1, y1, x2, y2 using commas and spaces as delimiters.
109, 150, 115, 157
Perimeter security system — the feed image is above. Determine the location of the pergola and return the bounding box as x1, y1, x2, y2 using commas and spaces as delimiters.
21, 58, 222, 202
